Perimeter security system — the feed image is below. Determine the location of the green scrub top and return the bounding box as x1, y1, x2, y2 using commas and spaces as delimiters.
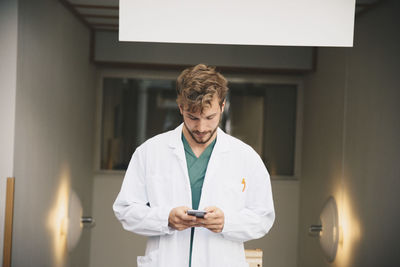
182, 133, 216, 267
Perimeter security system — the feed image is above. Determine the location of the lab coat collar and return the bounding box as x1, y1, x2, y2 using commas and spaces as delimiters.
168, 123, 230, 155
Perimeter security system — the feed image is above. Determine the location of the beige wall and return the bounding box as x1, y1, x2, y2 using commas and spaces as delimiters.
298, 47, 346, 267
247, 180, 300, 267
11, 0, 96, 266
89, 174, 147, 267
0, 0, 18, 263
298, 1, 400, 266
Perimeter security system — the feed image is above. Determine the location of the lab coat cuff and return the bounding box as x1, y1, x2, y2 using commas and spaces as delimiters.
160, 206, 175, 235
221, 210, 236, 234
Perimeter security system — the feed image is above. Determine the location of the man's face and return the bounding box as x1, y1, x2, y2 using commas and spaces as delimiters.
180, 96, 225, 145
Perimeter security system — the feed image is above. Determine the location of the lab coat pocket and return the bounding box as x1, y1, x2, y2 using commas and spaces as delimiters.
224, 182, 246, 210
137, 250, 159, 267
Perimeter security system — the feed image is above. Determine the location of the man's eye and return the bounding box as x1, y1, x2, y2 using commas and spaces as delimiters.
189, 117, 198, 120
207, 116, 215, 120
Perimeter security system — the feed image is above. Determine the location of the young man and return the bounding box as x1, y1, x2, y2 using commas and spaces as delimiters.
113, 64, 275, 267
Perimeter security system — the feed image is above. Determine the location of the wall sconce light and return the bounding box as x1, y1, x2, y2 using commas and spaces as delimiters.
309, 196, 339, 262
67, 190, 95, 252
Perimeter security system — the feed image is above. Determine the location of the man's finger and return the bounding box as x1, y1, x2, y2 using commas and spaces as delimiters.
204, 211, 223, 220
204, 213, 217, 219
196, 219, 222, 226
176, 210, 196, 221
182, 214, 197, 221
204, 206, 217, 213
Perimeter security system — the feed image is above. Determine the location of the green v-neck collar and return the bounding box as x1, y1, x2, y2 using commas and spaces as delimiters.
181, 133, 217, 159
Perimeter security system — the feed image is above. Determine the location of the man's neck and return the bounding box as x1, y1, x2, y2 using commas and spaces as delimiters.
182, 127, 217, 158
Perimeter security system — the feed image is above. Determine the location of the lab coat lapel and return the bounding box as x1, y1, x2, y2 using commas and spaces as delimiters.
168, 123, 192, 204
198, 128, 230, 209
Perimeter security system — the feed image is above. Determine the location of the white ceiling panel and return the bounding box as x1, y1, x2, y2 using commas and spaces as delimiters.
63, 0, 379, 36
120, 0, 357, 47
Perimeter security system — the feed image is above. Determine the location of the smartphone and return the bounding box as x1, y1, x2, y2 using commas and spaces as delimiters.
187, 209, 207, 218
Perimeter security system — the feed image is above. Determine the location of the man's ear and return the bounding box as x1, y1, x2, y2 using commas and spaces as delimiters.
179, 105, 183, 115
220, 100, 226, 113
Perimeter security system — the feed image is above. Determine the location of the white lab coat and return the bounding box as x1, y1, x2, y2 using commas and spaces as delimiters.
113, 124, 275, 267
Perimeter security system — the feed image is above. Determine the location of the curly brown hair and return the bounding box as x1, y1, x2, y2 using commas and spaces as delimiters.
176, 64, 228, 113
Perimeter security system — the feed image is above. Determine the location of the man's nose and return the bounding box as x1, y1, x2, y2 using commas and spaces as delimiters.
197, 119, 206, 132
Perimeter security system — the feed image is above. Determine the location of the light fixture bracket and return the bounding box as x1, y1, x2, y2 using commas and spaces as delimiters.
309, 196, 339, 262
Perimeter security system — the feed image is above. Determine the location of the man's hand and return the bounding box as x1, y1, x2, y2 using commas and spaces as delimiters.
168, 206, 198, 231
196, 206, 225, 233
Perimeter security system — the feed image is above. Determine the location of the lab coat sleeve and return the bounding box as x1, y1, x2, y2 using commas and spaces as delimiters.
113, 146, 175, 236
221, 154, 275, 242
